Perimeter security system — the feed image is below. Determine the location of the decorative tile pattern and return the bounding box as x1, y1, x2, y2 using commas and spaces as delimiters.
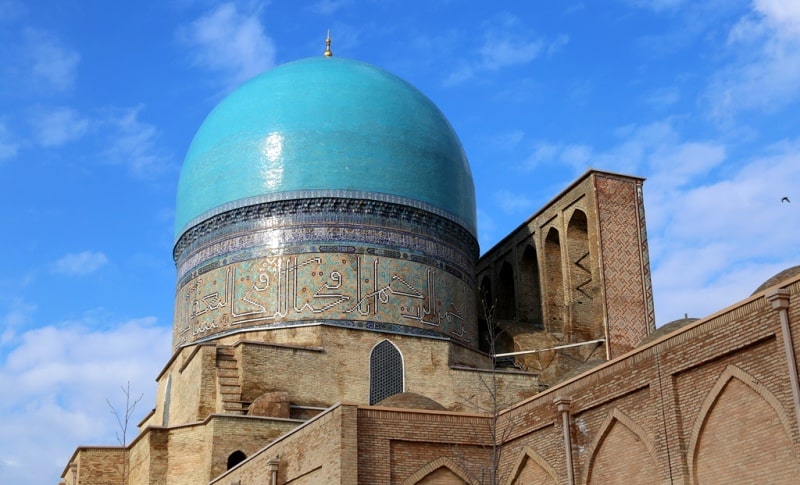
174, 197, 478, 278
636, 183, 656, 333
595, 176, 651, 356
174, 252, 476, 348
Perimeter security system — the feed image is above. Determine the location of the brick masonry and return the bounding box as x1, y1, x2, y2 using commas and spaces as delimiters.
61, 169, 800, 484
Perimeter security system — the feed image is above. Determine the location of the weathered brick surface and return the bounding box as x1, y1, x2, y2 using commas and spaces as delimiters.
61, 447, 126, 485
494, 277, 800, 485
65, 278, 800, 483
356, 407, 493, 484
61, 168, 800, 485
213, 405, 354, 484
477, 171, 654, 385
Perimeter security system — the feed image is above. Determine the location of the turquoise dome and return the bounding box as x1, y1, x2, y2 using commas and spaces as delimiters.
175, 56, 476, 241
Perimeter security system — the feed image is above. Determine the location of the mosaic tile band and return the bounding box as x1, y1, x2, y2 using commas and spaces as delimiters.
174, 197, 479, 281
174, 252, 478, 348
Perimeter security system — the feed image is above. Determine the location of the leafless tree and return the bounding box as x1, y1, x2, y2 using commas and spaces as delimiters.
106, 381, 143, 484
457, 293, 515, 485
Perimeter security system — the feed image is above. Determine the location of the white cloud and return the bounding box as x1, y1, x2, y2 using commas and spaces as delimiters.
1, 298, 36, 344
23, 28, 80, 93
0, 1, 25, 22
523, 141, 593, 173
0, 122, 18, 162
623, 0, 687, 13
704, 0, 800, 121
103, 107, 171, 177
53, 251, 108, 276
587, 121, 727, 189
29, 107, 90, 147
494, 189, 535, 214
755, 0, 800, 37
478, 33, 543, 71
309, 0, 352, 15
477, 208, 498, 251
547, 34, 570, 57
645, 86, 681, 108
512, 119, 796, 325
646, 139, 796, 324
179, 2, 275, 90
444, 14, 549, 86
486, 129, 525, 150
0, 316, 171, 484
523, 126, 797, 325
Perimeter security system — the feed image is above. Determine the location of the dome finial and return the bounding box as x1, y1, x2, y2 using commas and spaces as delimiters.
324, 30, 333, 57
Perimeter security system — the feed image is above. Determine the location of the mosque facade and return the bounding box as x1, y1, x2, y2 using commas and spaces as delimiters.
61, 52, 800, 484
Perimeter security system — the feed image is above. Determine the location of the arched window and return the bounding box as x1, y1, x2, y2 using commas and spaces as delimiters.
369, 340, 404, 405
227, 450, 247, 470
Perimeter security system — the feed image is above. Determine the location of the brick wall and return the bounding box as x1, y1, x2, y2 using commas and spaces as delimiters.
494, 276, 800, 485
214, 404, 355, 484
477, 170, 654, 384
357, 407, 493, 484
61, 447, 126, 485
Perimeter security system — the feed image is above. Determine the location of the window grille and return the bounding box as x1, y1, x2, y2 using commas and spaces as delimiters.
369, 340, 404, 405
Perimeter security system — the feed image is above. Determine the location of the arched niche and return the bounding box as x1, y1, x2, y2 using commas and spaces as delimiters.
227, 450, 247, 470
402, 456, 474, 485
478, 276, 493, 353
566, 209, 597, 339
369, 340, 405, 405
543, 228, 564, 333
518, 244, 543, 329
585, 408, 658, 485
497, 262, 516, 321
688, 365, 800, 484
504, 446, 558, 485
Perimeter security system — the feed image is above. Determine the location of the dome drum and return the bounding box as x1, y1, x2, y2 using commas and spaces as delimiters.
172, 196, 478, 350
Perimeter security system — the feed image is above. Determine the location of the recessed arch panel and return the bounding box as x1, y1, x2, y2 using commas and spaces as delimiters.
497, 262, 516, 321
370, 340, 405, 405
544, 228, 564, 333
227, 450, 247, 470
566, 209, 598, 339
519, 244, 543, 328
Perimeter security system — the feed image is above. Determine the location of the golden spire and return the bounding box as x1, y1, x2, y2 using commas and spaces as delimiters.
324, 30, 333, 57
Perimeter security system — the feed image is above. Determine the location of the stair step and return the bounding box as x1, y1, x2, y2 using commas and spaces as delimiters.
216, 347, 243, 413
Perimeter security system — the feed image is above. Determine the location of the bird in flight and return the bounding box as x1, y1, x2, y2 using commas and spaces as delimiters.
781, 196, 791, 203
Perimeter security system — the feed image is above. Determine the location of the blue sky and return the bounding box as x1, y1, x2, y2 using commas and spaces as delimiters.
1, 0, 799, 482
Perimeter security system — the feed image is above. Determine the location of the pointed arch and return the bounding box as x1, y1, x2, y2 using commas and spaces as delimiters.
585, 407, 658, 485
497, 262, 516, 320
544, 228, 564, 333
688, 364, 799, 484
503, 446, 558, 485
480, 275, 493, 310
369, 339, 405, 405
479, 275, 493, 353
519, 244, 543, 328
402, 456, 475, 485
566, 209, 598, 340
